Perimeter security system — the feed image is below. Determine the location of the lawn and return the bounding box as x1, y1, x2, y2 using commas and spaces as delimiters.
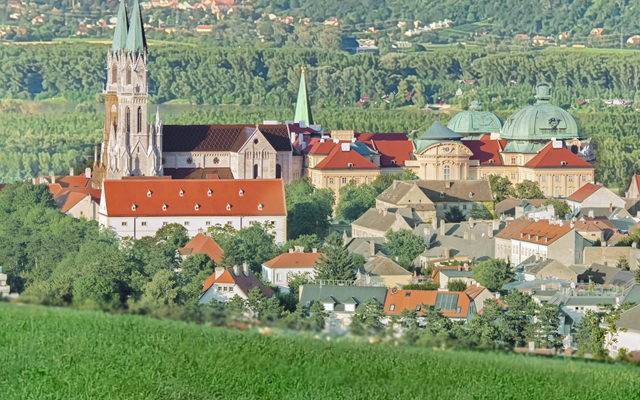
1, 303, 639, 399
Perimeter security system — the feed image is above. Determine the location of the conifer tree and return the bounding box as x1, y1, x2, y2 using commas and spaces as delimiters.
313, 233, 356, 281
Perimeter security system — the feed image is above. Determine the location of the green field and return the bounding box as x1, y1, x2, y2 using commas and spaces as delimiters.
1, 303, 639, 399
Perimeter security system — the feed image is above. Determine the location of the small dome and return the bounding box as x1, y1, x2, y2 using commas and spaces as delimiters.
501, 83, 582, 141
418, 121, 463, 141
447, 101, 503, 134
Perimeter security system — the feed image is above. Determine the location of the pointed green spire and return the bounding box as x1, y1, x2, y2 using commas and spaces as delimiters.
294, 66, 314, 126
111, 0, 129, 51
125, 0, 147, 53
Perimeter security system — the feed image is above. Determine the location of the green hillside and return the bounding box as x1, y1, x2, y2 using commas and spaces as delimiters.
1, 302, 639, 399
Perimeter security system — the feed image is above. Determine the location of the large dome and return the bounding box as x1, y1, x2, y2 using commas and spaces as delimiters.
501, 83, 582, 141
447, 100, 503, 134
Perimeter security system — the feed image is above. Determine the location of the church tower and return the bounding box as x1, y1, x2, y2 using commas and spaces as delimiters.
94, 0, 162, 187
294, 66, 314, 127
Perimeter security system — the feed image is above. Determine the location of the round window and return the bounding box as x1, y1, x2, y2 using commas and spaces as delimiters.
213, 157, 220, 165
444, 146, 451, 152
186, 157, 193, 164
254, 139, 259, 145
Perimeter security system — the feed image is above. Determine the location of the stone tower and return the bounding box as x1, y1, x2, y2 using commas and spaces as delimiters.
94, 0, 162, 187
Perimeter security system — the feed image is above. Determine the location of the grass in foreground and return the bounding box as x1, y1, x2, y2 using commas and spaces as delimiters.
1, 303, 639, 399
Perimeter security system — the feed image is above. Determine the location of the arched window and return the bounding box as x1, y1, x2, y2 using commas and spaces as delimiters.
571, 145, 578, 154
276, 164, 282, 179
111, 67, 117, 84
125, 107, 130, 133
126, 67, 131, 85
443, 165, 450, 180
253, 164, 259, 179
137, 107, 142, 133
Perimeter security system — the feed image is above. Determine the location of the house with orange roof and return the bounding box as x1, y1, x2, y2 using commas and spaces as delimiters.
199, 264, 274, 305
98, 178, 287, 243
384, 289, 476, 321
465, 283, 493, 312
261, 247, 324, 293
566, 183, 626, 215
178, 234, 224, 264
38, 169, 101, 220
494, 218, 536, 261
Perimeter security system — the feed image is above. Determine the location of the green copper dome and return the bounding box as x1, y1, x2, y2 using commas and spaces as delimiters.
501, 83, 582, 141
447, 101, 502, 134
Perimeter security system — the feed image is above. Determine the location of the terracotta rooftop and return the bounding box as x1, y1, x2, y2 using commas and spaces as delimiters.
179, 234, 224, 264
516, 220, 573, 245
369, 140, 414, 167
54, 187, 101, 213
101, 179, 286, 217
567, 183, 601, 202
494, 218, 537, 240
313, 145, 378, 170
384, 289, 472, 319
263, 251, 324, 268
202, 266, 274, 298
525, 142, 593, 169
465, 138, 507, 165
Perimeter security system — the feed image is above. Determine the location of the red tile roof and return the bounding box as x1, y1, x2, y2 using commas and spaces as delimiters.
567, 183, 601, 202
525, 142, 593, 168
465, 138, 507, 165
369, 140, 414, 167
264, 251, 324, 268
465, 283, 488, 300
495, 218, 536, 240
54, 188, 101, 213
202, 267, 274, 298
102, 179, 286, 217
313, 145, 379, 170
355, 133, 408, 141
516, 220, 572, 245
305, 139, 338, 155
383, 289, 472, 319
179, 234, 224, 264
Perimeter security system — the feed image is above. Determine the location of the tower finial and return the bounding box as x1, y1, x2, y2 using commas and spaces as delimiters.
294, 66, 314, 126
111, 0, 129, 51
125, 0, 147, 53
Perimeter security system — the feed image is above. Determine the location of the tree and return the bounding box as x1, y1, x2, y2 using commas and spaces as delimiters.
72, 273, 118, 307
142, 269, 183, 305
154, 223, 189, 248
447, 279, 467, 292
513, 180, 545, 199
280, 234, 322, 253
350, 299, 385, 336
534, 303, 563, 349
285, 178, 335, 239
542, 199, 571, 219
402, 282, 440, 291
314, 233, 356, 281
616, 255, 630, 271
489, 174, 513, 203
335, 181, 378, 221
383, 229, 425, 270
307, 300, 328, 332
444, 205, 466, 223
180, 253, 215, 281
472, 258, 514, 292
246, 287, 283, 323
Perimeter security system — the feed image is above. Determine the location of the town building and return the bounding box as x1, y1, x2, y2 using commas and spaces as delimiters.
98, 178, 287, 243
607, 304, 640, 357
199, 264, 274, 305
383, 289, 476, 322
351, 208, 414, 238
39, 169, 101, 220
432, 264, 476, 288
356, 257, 413, 288
261, 248, 323, 293
496, 198, 548, 217
178, 234, 224, 264
566, 183, 626, 215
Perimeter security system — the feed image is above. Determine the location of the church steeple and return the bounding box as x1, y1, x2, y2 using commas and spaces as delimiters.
111, 0, 129, 51
125, 0, 147, 53
294, 66, 314, 126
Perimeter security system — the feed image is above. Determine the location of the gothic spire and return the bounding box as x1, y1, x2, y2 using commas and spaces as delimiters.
294, 66, 314, 126
111, 0, 129, 51
125, 0, 147, 53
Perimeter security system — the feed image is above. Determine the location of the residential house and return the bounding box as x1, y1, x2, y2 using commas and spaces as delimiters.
494, 218, 536, 261
606, 304, 640, 357
384, 289, 476, 322
345, 237, 388, 259
432, 264, 476, 288
465, 283, 494, 312
514, 200, 557, 219
356, 257, 413, 288
98, 178, 287, 243
351, 208, 414, 238
299, 284, 388, 333
39, 169, 101, 220
375, 179, 494, 221
496, 198, 547, 217
261, 248, 323, 293
199, 264, 275, 305
573, 216, 619, 243
522, 258, 583, 282
178, 234, 224, 264
566, 183, 626, 215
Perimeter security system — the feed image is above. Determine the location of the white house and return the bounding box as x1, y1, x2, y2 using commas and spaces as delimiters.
566, 183, 626, 215
198, 264, 275, 305
98, 178, 287, 243
605, 304, 640, 357
261, 247, 323, 293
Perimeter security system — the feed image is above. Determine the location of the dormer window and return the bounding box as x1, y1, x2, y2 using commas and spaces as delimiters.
195, 203, 200, 211
440, 192, 445, 198
390, 160, 396, 165
147, 190, 152, 197
131, 203, 137, 211
226, 203, 231, 211
488, 159, 495, 164
469, 192, 474, 198
162, 203, 167, 211
561, 161, 567, 166
347, 163, 354, 168
207, 189, 212, 196
258, 203, 263, 210
239, 189, 244, 196
179, 189, 184, 196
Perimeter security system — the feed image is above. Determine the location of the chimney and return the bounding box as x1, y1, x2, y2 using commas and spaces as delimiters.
440, 222, 445, 236
609, 202, 613, 213
85, 168, 91, 179
588, 210, 594, 218
383, 209, 388, 217
243, 262, 249, 277
289, 248, 294, 253
445, 181, 451, 189
370, 239, 375, 257
233, 265, 240, 276
70, 167, 74, 176
541, 283, 546, 291
214, 266, 224, 280
312, 248, 317, 253
492, 219, 499, 230
464, 232, 469, 240
294, 245, 304, 253
458, 265, 463, 271
469, 218, 474, 228
444, 248, 450, 258
392, 180, 398, 190
471, 233, 476, 240
464, 263, 469, 271
51, 173, 55, 184
488, 224, 493, 238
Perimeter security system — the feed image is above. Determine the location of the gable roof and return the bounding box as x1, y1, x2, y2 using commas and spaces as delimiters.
54, 188, 101, 213
465, 283, 489, 300
495, 218, 537, 240
383, 289, 472, 319
516, 220, 573, 245
525, 142, 593, 168
102, 179, 286, 217
567, 183, 602, 202
465, 138, 507, 165
363, 257, 411, 276
263, 251, 324, 269
179, 234, 224, 264
615, 304, 640, 331
299, 284, 388, 312
313, 145, 378, 170
369, 140, 414, 167
377, 180, 493, 205
495, 198, 549, 216
202, 267, 274, 298
351, 208, 414, 233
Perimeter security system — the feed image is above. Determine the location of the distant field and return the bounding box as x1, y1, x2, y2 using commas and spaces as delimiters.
1, 303, 639, 399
